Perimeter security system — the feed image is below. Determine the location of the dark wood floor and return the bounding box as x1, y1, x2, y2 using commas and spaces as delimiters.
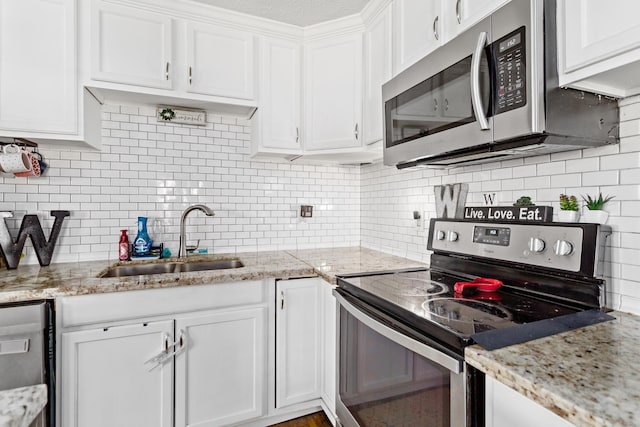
270, 411, 333, 427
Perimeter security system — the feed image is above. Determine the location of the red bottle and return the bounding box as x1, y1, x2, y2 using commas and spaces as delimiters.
118, 230, 130, 261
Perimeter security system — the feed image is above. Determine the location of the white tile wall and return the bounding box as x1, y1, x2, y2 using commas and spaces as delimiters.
361, 95, 640, 315
0, 104, 360, 264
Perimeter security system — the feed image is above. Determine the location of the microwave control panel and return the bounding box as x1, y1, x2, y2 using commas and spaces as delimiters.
494, 26, 526, 115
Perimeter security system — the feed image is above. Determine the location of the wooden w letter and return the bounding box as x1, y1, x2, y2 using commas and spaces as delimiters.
0, 211, 70, 269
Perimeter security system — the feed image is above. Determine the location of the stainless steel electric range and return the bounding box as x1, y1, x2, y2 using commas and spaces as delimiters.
334, 218, 612, 427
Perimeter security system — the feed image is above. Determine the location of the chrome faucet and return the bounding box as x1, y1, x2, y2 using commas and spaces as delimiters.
179, 204, 215, 258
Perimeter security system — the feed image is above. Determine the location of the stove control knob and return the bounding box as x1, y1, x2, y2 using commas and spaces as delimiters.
527, 237, 546, 253
447, 231, 459, 242
435, 230, 446, 240
553, 240, 574, 256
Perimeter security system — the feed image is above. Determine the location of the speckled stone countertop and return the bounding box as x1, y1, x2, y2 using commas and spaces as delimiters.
0, 247, 426, 304
0, 385, 47, 427
466, 311, 640, 427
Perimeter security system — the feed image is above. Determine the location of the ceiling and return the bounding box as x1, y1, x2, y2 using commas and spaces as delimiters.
189, 0, 371, 27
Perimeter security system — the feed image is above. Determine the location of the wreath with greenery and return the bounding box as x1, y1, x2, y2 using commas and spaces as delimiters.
159, 108, 176, 121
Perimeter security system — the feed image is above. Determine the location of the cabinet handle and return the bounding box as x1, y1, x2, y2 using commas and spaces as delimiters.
281, 291, 285, 310
189, 66, 192, 85
445, 98, 449, 111
433, 16, 439, 41
354, 123, 359, 140
296, 127, 299, 143
145, 332, 176, 370
165, 62, 170, 80
433, 98, 438, 111
456, 0, 462, 24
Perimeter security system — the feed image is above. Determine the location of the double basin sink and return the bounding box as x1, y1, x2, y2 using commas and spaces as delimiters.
99, 258, 244, 278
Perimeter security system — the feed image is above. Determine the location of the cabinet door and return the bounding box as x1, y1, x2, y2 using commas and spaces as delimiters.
485, 376, 574, 427
0, 0, 77, 134
392, 0, 442, 75
276, 278, 321, 408
61, 320, 174, 427
319, 281, 337, 418
92, 1, 172, 89
259, 37, 301, 150
175, 307, 266, 427
304, 33, 363, 151
561, 0, 640, 73
363, 6, 392, 146
445, 0, 510, 38
186, 22, 254, 100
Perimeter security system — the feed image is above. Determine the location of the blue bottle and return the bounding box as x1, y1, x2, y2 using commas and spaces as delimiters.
133, 217, 152, 256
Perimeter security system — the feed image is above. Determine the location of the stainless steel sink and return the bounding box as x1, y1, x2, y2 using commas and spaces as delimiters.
99, 259, 244, 278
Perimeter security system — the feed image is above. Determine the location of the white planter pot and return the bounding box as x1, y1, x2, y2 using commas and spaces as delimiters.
558, 210, 580, 222
581, 209, 609, 224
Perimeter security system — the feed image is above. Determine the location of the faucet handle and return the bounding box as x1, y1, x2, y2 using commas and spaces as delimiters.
186, 239, 200, 254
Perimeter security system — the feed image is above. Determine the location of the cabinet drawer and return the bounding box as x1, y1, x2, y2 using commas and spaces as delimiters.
58, 280, 269, 328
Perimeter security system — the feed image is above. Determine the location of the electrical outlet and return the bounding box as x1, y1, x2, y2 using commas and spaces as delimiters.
300, 205, 313, 218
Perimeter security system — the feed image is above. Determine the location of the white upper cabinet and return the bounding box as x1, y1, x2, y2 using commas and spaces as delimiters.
558, 0, 640, 97
92, 1, 173, 89
363, 5, 392, 146
186, 22, 255, 100
252, 37, 302, 154
392, 0, 442, 75
444, 0, 510, 39
0, 0, 77, 135
304, 33, 363, 151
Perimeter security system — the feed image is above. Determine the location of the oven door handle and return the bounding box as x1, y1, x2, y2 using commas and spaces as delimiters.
334, 292, 463, 374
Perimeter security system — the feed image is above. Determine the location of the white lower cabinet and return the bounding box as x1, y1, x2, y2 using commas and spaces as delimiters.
275, 278, 321, 408
175, 308, 266, 427
58, 281, 268, 427
61, 320, 175, 427
58, 278, 338, 427
485, 376, 574, 427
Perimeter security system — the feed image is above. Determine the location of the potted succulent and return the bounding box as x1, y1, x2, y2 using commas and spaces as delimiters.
581, 193, 614, 224
558, 194, 580, 222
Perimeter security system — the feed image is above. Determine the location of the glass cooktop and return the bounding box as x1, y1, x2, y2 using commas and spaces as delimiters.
338, 269, 580, 350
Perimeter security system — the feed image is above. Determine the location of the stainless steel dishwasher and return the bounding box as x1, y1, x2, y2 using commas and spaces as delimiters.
0, 301, 54, 427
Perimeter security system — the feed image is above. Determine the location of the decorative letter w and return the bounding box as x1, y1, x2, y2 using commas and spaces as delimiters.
0, 211, 70, 269
434, 184, 469, 218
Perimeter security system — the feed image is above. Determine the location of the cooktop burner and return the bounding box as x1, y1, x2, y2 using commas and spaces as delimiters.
369, 272, 447, 297
338, 268, 580, 350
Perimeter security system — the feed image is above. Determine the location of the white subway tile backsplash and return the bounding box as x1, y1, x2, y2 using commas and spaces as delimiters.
566, 157, 599, 173
0, 104, 360, 265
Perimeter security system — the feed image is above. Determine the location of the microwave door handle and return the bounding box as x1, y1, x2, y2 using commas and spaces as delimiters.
471, 31, 490, 130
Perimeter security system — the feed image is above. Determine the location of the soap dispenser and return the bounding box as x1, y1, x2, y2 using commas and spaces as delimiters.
118, 229, 130, 261
133, 217, 152, 257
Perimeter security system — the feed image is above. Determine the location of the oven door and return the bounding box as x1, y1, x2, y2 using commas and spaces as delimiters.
382, 17, 492, 167
334, 291, 466, 427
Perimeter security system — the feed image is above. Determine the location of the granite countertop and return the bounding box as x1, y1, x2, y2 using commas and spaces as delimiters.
0, 385, 47, 427
466, 311, 640, 427
0, 247, 426, 304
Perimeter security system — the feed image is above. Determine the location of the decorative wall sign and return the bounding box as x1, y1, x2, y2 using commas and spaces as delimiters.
157, 106, 206, 126
434, 184, 469, 218
0, 211, 70, 269
463, 206, 553, 222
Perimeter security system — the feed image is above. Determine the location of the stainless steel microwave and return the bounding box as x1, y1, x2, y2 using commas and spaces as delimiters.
383, 0, 619, 169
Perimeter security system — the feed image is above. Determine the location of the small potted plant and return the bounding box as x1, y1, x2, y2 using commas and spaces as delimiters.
558, 194, 580, 222
581, 193, 614, 224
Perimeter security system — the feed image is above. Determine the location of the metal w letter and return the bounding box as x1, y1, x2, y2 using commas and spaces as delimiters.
434, 184, 468, 218
0, 211, 70, 269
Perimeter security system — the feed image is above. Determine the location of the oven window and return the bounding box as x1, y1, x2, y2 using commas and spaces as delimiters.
339, 307, 452, 426
385, 53, 490, 148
